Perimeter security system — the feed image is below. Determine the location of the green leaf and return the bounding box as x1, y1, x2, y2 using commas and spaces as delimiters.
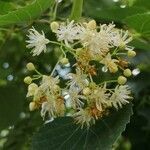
0, 1, 15, 15
84, 6, 148, 22
0, 0, 54, 26
134, 0, 150, 9
32, 104, 132, 150
124, 13, 150, 38
131, 39, 150, 51
0, 85, 24, 130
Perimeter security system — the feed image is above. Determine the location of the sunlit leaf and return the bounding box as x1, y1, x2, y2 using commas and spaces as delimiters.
124, 13, 150, 38
0, 0, 54, 26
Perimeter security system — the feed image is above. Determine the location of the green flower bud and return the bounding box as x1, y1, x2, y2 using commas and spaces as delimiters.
29, 102, 36, 111
26, 62, 35, 71
60, 58, 69, 65
127, 50, 136, 58
50, 21, 59, 32
24, 76, 32, 84
123, 69, 132, 77
118, 76, 127, 85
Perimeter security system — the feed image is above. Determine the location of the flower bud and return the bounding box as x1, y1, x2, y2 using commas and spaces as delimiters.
123, 69, 132, 77
83, 87, 91, 95
50, 21, 59, 32
29, 102, 37, 111
127, 50, 136, 58
24, 76, 32, 84
26, 62, 35, 71
87, 20, 96, 30
118, 76, 127, 85
27, 83, 38, 97
60, 58, 69, 65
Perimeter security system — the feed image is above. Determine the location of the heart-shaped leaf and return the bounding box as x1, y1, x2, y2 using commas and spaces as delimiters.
32, 104, 133, 150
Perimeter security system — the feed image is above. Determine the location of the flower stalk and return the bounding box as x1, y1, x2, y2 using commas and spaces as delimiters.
70, 0, 84, 21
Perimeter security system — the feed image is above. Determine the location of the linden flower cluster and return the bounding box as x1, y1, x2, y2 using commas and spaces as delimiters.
24, 20, 136, 127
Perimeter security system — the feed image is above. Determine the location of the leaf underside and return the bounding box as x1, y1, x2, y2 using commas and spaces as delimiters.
32, 103, 133, 150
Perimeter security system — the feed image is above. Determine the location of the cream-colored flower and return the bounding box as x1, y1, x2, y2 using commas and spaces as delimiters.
100, 53, 118, 73
41, 100, 56, 119
111, 30, 133, 50
40, 92, 64, 119
110, 85, 132, 109
68, 87, 85, 109
80, 28, 108, 57
40, 75, 60, 93
67, 68, 89, 90
87, 84, 110, 111
26, 27, 49, 56
73, 108, 95, 128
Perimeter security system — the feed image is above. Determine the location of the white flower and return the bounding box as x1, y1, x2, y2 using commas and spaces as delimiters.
110, 85, 132, 109
79, 23, 115, 57
80, 29, 103, 54
111, 30, 133, 50
55, 20, 81, 46
26, 27, 50, 56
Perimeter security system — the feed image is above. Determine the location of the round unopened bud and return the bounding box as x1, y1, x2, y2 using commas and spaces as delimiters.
29, 102, 37, 111
60, 58, 69, 65
83, 87, 91, 95
127, 50, 136, 58
26, 62, 35, 71
24, 76, 32, 84
50, 21, 59, 32
123, 69, 132, 77
118, 76, 127, 85
87, 20, 96, 30
109, 62, 118, 73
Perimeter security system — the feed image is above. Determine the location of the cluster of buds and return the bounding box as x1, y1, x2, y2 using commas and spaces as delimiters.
24, 19, 136, 127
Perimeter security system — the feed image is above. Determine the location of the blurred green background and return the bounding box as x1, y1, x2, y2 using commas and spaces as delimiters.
0, 0, 149, 149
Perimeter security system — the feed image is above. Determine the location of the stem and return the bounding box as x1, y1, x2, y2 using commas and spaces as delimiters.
70, 0, 83, 21
51, 60, 60, 76
89, 74, 93, 82
35, 69, 42, 76
99, 80, 117, 85
52, 2, 59, 20
32, 76, 42, 80
60, 44, 66, 57
49, 40, 76, 56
